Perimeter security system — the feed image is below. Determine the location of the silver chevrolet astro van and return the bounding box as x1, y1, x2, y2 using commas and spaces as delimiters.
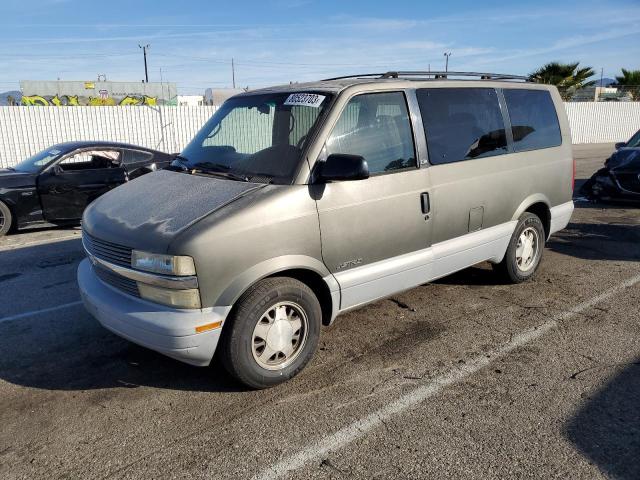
78, 71, 574, 388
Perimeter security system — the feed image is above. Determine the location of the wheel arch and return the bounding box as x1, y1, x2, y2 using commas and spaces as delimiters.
0, 196, 17, 232
216, 255, 340, 327
511, 194, 551, 240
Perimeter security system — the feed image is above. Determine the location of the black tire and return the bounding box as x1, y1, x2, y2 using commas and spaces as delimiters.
219, 277, 322, 389
493, 212, 545, 283
0, 201, 12, 237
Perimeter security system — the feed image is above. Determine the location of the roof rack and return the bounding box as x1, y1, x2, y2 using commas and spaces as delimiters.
322, 71, 530, 82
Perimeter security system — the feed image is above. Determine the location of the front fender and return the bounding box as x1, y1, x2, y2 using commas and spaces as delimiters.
215, 254, 339, 308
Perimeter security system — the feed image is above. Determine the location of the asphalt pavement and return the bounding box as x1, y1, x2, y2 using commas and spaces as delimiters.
0, 143, 639, 480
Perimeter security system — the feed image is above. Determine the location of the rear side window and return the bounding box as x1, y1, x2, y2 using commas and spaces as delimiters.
503, 89, 561, 151
416, 88, 508, 165
122, 149, 153, 165
326, 92, 416, 174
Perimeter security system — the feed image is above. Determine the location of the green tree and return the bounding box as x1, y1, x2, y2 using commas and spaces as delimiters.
615, 68, 640, 85
528, 62, 596, 100
615, 69, 640, 100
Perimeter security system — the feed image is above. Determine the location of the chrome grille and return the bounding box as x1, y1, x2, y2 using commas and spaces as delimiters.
83, 232, 132, 268
94, 265, 140, 298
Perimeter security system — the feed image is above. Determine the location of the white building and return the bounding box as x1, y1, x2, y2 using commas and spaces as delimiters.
177, 95, 204, 107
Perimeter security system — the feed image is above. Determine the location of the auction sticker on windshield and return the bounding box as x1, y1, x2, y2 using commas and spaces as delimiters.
284, 93, 326, 108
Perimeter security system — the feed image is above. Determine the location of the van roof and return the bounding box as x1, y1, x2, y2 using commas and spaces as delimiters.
242, 71, 543, 96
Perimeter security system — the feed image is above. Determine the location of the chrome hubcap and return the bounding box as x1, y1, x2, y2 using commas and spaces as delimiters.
0, 210, 4, 229
252, 302, 307, 370
515, 226, 539, 272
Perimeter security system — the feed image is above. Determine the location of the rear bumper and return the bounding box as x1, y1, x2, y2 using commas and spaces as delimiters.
549, 201, 574, 236
78, 258, 231, 366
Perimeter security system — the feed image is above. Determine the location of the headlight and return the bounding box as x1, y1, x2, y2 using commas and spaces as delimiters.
131, 250, 196, 276
138, 284, 201, 309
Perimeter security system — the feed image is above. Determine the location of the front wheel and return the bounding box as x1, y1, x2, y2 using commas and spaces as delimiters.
493, 212, 545, 283
0, 201, 13, 237
218, 277, 322, 389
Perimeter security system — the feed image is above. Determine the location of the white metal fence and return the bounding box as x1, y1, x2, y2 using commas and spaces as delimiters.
564, 103, 640, 144
1, 103, 639, 168
0, 106, 216, 169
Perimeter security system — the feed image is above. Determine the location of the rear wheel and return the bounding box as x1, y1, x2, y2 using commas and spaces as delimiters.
0, 201, 12, 237
219, 277, 321, 389
493, 212, 545, 283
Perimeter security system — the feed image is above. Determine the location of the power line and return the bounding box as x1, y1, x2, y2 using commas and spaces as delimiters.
0, 52, 137, 59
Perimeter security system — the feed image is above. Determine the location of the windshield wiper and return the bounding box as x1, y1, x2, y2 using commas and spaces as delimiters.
191, 162, 249, 182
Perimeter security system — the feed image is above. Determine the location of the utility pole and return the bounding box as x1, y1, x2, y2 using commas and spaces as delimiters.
231, 58, 236, 89
139, 44, 150, 82
444, 52, 452, 72
598, 67, 604, 102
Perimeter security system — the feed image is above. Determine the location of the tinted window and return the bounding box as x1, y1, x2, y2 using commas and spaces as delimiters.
326, 92, 415, 174
416, 88, 508, 164
122, 149, 153, 165
503, 89, 561, 151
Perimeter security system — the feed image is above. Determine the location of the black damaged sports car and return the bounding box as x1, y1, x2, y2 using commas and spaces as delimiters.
581, 129, 640, 203
0, 141, 174, 236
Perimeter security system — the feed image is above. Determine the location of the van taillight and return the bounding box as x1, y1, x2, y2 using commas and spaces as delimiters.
572, 157, 576, 192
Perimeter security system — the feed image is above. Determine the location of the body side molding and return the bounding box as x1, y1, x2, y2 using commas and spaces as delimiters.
335, 221, 517, 311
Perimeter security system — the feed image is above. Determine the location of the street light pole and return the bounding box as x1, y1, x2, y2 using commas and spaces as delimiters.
139, 44, 150, 83
231, 58, 236, 89
444, 52, 452, 72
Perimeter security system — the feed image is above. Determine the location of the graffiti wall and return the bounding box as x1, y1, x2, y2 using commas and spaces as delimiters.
19, 80, 176, 106
21, 94, 158, 106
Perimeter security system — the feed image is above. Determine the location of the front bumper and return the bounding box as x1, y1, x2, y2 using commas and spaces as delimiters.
78, 258, 231, 366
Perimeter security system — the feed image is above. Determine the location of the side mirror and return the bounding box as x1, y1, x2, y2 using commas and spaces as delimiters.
317, 154, 369, 182
614, 142, 626, 150
51, 164, 64, 176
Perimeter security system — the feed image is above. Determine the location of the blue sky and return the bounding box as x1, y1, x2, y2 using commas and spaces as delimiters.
1, 0, 639, 94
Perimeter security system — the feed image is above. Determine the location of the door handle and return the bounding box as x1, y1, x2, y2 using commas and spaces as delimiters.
420, 192, 430, 215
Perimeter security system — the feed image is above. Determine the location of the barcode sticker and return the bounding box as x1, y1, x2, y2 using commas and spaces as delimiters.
284, 93, 326, 108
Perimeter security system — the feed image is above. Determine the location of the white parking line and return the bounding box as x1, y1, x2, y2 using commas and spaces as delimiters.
0, 301, 83, 324
0, 233, 81, 252
253, 272, 640, 480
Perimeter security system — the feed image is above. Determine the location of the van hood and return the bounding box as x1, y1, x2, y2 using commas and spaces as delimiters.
82, 170, 263, 252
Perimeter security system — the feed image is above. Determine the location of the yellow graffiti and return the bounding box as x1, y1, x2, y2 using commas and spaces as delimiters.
21, 95, 50, 106
118, 95, 157, 106
22, 94, 82, 106
21, 94, 158, 106
118, 95, 141, 106
88, 97, 116, 106
50, 95, 80, 106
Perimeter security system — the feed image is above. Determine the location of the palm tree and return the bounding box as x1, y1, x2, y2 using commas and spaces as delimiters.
614, 69, 640, 100
528, 62, 596, 100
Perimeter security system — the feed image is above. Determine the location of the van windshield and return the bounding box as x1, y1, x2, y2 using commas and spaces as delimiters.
178, 92, 333, 184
